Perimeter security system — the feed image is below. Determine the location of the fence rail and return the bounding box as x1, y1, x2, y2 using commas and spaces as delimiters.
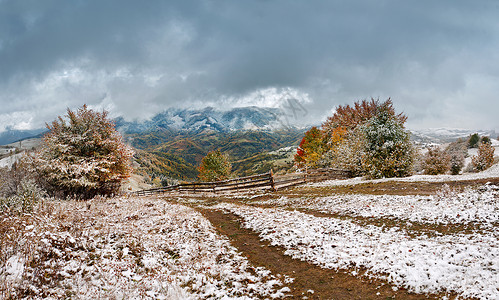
133, 168, 352, 196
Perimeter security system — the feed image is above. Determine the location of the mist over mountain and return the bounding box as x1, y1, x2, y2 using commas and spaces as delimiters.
115, 106, 289, 135
410, 128, 497, 144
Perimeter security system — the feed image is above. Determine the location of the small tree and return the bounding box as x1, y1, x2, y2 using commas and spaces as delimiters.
471, 142, 495, 172
198, 150, 232, 182
294, 127, 326, 168
422, 147, 451, 175
33, 105, 133, 198
468, 133, 480, 148
481, 136, 491, 145
445, 140, 466, 175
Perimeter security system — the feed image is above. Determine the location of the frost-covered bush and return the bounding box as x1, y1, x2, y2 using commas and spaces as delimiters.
359, 107, 414, 179
445, 140, 467, 175
323, 129, 366, 176
422, 147, 451, 175
471, 142, 495, 172
0, 179, 46, 213
32, 105, 134, 199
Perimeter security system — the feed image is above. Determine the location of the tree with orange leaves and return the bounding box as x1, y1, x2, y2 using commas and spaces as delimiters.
294, 98, 414, 178
294, 127, 326, 168
322, 98, 406, 139
33, 105, 133, 198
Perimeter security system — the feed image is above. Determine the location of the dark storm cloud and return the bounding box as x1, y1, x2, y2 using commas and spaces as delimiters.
1, 0, 499, 131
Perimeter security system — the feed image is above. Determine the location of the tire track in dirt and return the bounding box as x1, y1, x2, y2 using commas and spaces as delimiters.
198, 207, 445, 300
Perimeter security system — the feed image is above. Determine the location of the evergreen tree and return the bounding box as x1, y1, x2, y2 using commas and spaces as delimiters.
359, 105, 414, 178
468, 133, 480, 148
198, 150, 232, 182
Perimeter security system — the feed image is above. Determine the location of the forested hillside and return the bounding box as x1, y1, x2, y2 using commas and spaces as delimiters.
130, 129, 304, 181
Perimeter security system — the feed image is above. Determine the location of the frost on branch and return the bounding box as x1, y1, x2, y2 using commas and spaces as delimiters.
33, 105, 133, 198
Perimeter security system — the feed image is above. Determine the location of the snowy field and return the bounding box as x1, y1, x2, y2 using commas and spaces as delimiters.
310, 160, 499, 187
216, 185, 499, 299
255, 185, 499, 226
1, 197, 290, 299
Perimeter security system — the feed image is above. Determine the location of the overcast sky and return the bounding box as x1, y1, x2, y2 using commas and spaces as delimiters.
1, 0, 499, 132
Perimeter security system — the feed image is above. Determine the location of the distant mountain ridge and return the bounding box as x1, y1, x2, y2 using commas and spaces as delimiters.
410, 128, 497, 144
115, 106, 286, 134
0, 128, 47, 146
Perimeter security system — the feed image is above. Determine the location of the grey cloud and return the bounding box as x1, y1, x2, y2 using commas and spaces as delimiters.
1, 0, 499, 131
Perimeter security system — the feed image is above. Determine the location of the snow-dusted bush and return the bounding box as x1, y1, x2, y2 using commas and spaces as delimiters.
32, 105, 133, 198
471, 142, 495, 172
359, 107, 414, 178
323, 129, 366, 176
445, 139, 467, 175
0, 179, 46, 213
422, 147, 450, 175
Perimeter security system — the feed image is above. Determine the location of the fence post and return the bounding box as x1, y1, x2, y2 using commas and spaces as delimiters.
305, 165, 308, 183
270, 169, 276, 192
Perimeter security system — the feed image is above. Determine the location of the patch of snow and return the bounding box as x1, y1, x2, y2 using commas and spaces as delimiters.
310, 162, 499, 188
217, 203, 499, 299
4, 256, 24, 283
259, 186, 498, 225
3, 197, 291, 299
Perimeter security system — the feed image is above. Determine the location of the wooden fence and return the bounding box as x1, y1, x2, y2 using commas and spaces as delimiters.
134, 168, 352, 196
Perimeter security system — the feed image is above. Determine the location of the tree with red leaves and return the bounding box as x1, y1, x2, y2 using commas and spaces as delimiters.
294, 127, 326, 168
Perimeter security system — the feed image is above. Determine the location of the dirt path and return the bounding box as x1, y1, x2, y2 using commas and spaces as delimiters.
198, 207, 445, 300
284, 177, 499, 197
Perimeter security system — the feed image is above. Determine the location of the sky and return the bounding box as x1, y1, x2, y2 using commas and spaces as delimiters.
1, 0, 499, 132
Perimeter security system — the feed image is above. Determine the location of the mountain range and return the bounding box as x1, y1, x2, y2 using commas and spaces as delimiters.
1, 106, 497, 181
409, 128, 497, 144
115, 106, 288, 134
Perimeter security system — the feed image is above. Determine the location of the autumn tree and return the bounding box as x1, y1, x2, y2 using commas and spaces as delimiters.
294, 127, 326, 168
198, 150, 232, 182
33, 105, 133, 198
422, 147, 451, 175
322, 98, 406, 138
315, 98, 414, 178
471, 142, 495, 172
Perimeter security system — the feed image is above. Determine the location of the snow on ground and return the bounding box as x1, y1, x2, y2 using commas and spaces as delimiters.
1, 197, 290, 299
256, 185, 499, 226
310, 162, 499, 187
0, 152, 25, 168
217, 203, 498, 299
